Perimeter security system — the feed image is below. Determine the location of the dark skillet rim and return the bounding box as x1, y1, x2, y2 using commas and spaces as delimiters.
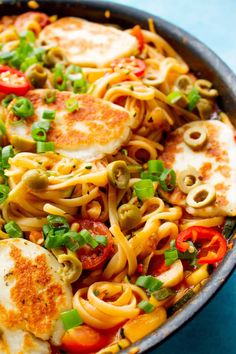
1, 1, 236, 353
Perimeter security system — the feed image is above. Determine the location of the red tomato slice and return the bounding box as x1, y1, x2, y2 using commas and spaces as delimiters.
0, 65, 30, 95
15, 12, 50, 31
61, 325, 110, 354
76, 220, 113, 270
176, 226, 227, 264
131, 25, 145, 52
111, 57, 146, 77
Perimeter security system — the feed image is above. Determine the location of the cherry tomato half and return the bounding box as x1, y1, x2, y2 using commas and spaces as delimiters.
111, 57, 146, 77
176, 226, 227, 264
15, 12, 50, 31
0, 65, 30, 95
131, 25, 145, 52
76, 220, 113, 270
61, 325, 110, 354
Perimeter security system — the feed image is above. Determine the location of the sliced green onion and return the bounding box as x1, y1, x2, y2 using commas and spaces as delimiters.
188, 87, 201, 111
140, 171, 158, 181
134, 179, 155, 201
94, 235, 108, 246
79, 229, 98, 249
42, 109, 56, 120
0, 184, 10, 204
66, 64, 82, 76
73, 78, 88, 94
4, 221, 23, 238
12, 97, 34, 118
36, 141, 55, 153
136, 275, 163, 292
47, 215, 69, 232
20, 55, 38, 72
20, 30, 36, 43
60, 309, 83, 330
159, 169, 176, 192
65, 98, 79, 113
138, 300, 155, 313
0, 120, 6, 135
53, 63, 67, 91
152, 288, 175, 301
2, 145, 14, 169
164, 248, 179, 266
31, 127, 47, 142
32, 120, 51, 132
2, 94, 16, 108
167, 91, 183, 105
44, 90, 56, 104
148, 160, 164, 176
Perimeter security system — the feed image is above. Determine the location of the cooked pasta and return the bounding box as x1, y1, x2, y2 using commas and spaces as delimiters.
0, 10, 235, 354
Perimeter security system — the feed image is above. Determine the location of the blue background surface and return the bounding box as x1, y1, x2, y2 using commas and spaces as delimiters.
104, 1, 236, 353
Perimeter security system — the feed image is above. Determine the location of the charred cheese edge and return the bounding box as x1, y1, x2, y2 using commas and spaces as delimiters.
0, 238, 73, 346
160, 120, 236, 217
39, 17, 138, 67
5, 90, 135, 161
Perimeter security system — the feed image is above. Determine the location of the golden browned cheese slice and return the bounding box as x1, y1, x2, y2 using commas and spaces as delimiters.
0, 238, 73, 349
159, 120, 236, 217
5, 90, 135, 161
38, 17, 138, 67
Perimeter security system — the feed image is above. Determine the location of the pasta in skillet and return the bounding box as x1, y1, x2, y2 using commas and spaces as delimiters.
0, 10, 235, 354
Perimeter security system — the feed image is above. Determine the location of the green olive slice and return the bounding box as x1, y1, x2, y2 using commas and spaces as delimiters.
194, 79, 218, 98
183, 125, 208, 150
23, 169, 49, 191
186, 184, 216, 208
177, 167, 200, 194
174, 75, 193, 94
44, 47, 66, 67
107, 160, 130, 189
118, 203, 141, 230
25, 64, 48, 88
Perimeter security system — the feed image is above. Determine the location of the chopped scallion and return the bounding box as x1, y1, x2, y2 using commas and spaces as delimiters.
44, 90, 56, 104
79, 229, 98, 249
148, 160, 164, 176
136, 275, 163, 292
36, 141, 55, 153
152, 288, 175, 301
42, 109, 56, 120
4, 221, 23, 238
138, 300, 155, 313
12, 97, 34, 119
0, 184, 10, 204
133, 179, 155, 201
188, 87, 201, 111
94, 235, 108, 246
31, 127, 47, 142
2, 145, 14, 169
60, 309, 83, 330
167, 91, 183, 105
159, 168, 176, 192
164, 248, 179, 266
65, 98, 79, 113
2, 94, 16, 108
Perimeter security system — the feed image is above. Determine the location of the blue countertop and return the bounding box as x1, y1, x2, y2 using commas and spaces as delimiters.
106, 1, 236, 353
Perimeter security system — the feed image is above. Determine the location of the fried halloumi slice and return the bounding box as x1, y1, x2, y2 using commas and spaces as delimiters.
38, 17, 138, 67
160, 120, 236, 217
5, 90, 135, 161
0, 238, 73, 347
